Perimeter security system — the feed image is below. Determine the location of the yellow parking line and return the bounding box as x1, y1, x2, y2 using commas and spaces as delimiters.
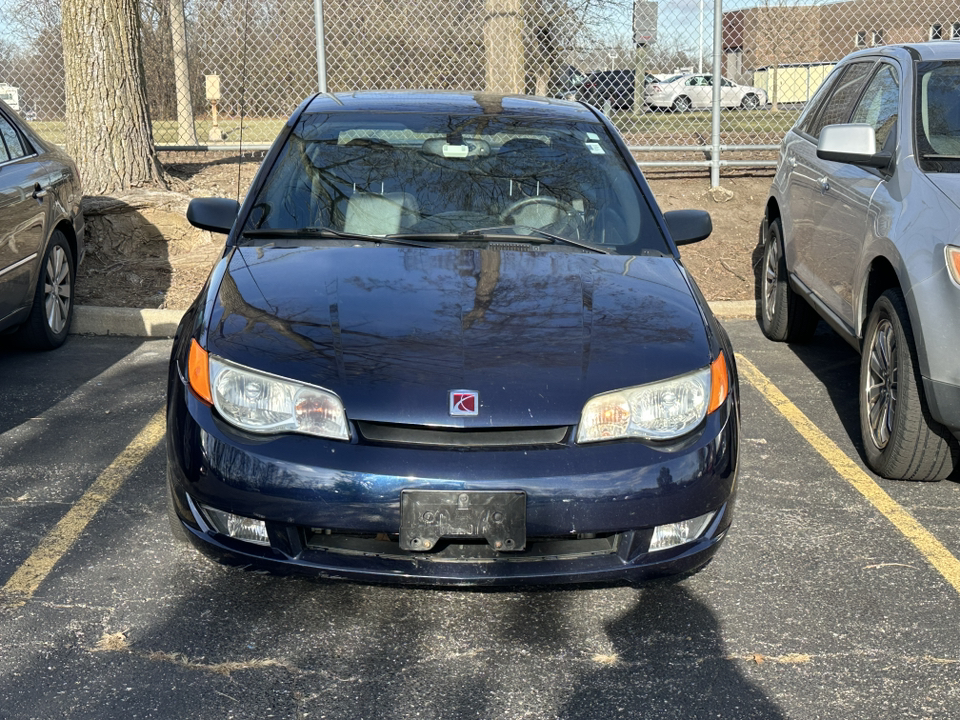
737, 354, 960, 594
1, 408, 166, 609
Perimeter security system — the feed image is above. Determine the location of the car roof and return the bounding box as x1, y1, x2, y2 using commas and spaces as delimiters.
905, 40, 960, 61
302, 90, 598, 122
841, 40, 960, 64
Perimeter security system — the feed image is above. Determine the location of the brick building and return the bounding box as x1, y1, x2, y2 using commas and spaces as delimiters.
723, 0, 960, 86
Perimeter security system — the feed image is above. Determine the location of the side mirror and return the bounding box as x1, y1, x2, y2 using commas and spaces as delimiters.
817, 124, 893, 170
187, 197, 241, 234
664, 209, 713, 246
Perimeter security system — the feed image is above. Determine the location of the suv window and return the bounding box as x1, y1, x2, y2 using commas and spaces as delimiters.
802, 61, 875, 139
850, 64, 899, 152
916, 60, 960, 173
796, 71, 841, 135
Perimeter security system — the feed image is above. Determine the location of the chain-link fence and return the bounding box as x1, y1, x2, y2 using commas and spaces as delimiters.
2, 0, 959, 172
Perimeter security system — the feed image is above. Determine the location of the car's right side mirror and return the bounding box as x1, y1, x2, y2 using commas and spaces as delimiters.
664, 209, 713, 246
187, 197, 241, 234
817, 123, 893, 170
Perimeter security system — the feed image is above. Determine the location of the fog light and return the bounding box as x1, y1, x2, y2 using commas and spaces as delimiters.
649, 511, 715, 552
201, 504, 270, 546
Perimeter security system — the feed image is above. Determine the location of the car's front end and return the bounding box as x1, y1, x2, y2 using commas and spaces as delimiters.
167, 245, 739, 586
900, 54, 960, 443
166, 92, 739, 585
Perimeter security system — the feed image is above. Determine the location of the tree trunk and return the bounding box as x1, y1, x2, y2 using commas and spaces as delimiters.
484, 0, 525, 94
61, 0, 168, 194
170, 0, 198, 146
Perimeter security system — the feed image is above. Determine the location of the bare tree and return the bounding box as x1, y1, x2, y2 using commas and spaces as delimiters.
60, 0, 168, 193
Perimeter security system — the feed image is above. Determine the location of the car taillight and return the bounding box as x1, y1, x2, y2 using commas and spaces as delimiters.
650, 84, 662, 92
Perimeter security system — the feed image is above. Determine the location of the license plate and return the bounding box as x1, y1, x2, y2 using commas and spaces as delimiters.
400, 490, 526, 552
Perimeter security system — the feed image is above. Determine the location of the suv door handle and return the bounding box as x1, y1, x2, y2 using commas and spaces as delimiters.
818, 177, 830, 192
32, 184, 49, 200
788, 156, 797, 168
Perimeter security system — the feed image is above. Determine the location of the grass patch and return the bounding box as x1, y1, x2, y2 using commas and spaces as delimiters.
611, 106, 803, 143
29, 117, 285, 148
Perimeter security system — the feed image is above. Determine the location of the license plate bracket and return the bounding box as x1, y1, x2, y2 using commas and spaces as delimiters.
400, 490, 526, 552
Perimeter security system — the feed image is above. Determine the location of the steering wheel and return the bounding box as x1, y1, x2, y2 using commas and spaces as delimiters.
498, 196, 573, 228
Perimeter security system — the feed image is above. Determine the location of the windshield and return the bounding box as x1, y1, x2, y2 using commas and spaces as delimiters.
916, 61, 960, 173
244, 111, 668, 254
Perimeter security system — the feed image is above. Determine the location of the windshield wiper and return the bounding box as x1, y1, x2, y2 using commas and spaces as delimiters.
391, 226, 612, 254
920, 154, 960, 160
241, 227, 434, 248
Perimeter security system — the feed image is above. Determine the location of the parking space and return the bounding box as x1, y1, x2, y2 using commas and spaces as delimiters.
1, 323, 960, 719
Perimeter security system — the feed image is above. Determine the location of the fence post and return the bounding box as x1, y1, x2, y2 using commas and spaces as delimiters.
314, 0, 327, 94
710, 0, 723, 187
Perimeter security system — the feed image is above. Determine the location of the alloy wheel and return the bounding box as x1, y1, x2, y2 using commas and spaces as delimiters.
763, 237, 779, 323
864, 318, 897, 449
44, 245, 72, 335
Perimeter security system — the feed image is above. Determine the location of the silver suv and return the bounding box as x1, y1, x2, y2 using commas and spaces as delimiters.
761, 41, 960, 481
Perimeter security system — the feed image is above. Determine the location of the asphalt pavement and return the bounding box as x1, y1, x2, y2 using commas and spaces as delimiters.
1, 315, 959, 719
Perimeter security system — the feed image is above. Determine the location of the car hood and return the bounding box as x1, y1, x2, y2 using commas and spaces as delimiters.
206, 245, 711, 427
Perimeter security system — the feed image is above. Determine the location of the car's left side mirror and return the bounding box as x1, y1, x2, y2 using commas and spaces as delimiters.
817, 123, 893, 170
664, 209, 713, 246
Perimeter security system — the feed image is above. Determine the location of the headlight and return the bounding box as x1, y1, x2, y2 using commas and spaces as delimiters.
947, 246, 960, 286
207, 355, 349, 440
576, 353, 728, 443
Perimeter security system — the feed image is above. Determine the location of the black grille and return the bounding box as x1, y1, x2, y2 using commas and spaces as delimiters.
304, 529, 619, 561
356, 421, 568, 447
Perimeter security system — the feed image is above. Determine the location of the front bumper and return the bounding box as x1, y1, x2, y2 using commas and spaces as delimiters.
167, 378, 739, 586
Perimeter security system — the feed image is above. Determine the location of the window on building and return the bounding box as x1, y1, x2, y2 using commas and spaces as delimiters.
872, 30, 884, 46
856, 31, 867, 47
953, 22, 960, 39
931, 24, 943, 40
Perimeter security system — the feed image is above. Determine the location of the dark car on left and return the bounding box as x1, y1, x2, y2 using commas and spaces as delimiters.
576, 70, 652, 111
0, 100, 84, 349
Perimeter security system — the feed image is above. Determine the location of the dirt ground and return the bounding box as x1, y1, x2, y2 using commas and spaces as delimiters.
74, 153, 771, 310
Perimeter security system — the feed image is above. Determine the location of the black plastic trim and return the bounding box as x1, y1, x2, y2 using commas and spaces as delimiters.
356, 421, 568, 447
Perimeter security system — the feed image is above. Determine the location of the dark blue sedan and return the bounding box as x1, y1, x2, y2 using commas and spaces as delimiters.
166, 91, 739, 585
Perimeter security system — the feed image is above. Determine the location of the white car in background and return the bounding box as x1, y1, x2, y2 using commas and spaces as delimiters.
645, 74, 768, 111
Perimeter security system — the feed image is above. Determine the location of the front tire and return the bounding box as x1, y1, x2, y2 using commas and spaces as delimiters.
760, 217, 818, 343
672, 96, 692, 112
741, 94, 760, 110
859, 290, 959, 481
17, 230, 74, 350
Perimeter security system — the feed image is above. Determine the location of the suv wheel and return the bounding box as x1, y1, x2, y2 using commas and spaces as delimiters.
760, 217, 818, 343
859, 289, 959, 481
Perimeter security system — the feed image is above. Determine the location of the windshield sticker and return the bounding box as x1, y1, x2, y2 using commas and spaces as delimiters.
586, 142, 605, 154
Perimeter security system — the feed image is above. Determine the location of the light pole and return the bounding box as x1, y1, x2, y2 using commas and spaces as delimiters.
698, 0, 704, 73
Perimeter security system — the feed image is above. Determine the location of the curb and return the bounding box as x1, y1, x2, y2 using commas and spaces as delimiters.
709, 299, 759, 319
72, 300, 760, 339
72, 306, 185, 338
